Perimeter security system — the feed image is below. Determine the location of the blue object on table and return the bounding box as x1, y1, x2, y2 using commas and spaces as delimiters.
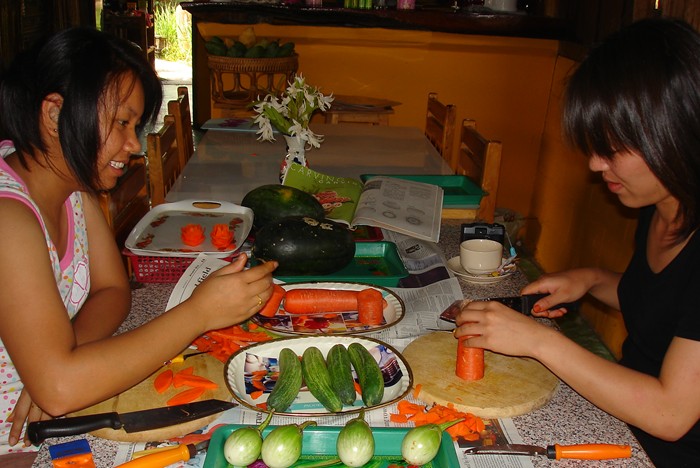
48, 438, 93, 460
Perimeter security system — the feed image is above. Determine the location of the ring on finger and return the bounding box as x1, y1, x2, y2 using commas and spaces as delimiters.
256, 294, 263, 307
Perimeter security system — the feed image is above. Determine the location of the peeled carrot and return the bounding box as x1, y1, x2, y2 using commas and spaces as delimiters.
172, 373, 218, 389
154, 370, 173, 394
258, 284, 286, 318
166, 387, 206, 406
456, 336, 484, 381
357, 288, 384, 325
391, 401, 486, 441
283, 289, 359, 313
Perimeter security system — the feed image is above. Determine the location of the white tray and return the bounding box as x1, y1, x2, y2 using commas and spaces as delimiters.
125, 200, 253, 258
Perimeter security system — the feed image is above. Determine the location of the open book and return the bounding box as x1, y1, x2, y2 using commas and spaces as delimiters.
282, 163, 443, 242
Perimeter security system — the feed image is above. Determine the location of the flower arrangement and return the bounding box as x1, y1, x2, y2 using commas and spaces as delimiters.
253, 75, 334, 148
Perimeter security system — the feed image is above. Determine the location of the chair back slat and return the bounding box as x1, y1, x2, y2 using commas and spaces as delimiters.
168, 86, 194, 168
456, 119, 502, 223
147, 115, 181, 207
425, 92, 457, 169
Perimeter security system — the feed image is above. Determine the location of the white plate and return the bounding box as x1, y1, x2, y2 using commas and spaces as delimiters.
125, 200, 253, 257
251, 282, 405, 336
225, 335, 413, 416
446, 256, 514, 284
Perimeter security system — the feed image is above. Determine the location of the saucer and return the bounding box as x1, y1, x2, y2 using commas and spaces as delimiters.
446, 256, 514, 284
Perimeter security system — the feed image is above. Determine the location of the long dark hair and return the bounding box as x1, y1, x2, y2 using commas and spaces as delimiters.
0, 27, 162, 193
563, 18, 700, 240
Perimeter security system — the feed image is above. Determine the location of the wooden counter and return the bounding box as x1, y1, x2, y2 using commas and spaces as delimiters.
181, 2, 571, 39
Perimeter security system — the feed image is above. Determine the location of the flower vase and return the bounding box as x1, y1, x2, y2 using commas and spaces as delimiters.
280, 135, 309, 182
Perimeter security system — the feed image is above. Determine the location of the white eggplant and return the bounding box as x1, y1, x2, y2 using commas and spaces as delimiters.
261, 420, 316, 468
223, 411, 273, 466
336, 410, 375, 467
401, 418, 464, 465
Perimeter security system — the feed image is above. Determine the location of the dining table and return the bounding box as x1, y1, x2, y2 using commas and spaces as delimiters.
165, 123, 454, 205
27, 124, 653, 467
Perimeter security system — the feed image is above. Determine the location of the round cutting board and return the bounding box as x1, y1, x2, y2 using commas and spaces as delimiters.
69, 354, 231, 442
403, 332, 558, 418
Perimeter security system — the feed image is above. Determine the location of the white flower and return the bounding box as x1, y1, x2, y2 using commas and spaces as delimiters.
253, 74, 334, 146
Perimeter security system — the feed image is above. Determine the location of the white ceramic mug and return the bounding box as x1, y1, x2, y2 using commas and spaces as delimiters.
460, 239, 503, 275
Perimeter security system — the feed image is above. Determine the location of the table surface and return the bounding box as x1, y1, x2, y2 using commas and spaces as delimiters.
166, 123, 454, 205
29, 221, 653, 467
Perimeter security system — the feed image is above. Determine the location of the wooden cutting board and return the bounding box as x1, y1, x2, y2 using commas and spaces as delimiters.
403, 332, 558, 419
69, 354, 231, 442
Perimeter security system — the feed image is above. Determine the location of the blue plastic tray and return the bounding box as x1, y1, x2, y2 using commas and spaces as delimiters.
203, 424, 460, 467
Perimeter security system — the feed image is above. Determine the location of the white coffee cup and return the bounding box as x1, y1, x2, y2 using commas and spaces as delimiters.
460, 239, 503, 275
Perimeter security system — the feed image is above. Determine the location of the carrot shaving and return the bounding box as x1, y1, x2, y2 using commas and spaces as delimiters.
172, 373, 218, 389
250, 390, 265, 400
412, 384, 422, 399
390, 401, 486, 442
353, 381, 362, 395
177, 366, 195, 376
190, 324, 274, 363
166, 387, 206, 406
153, 370, 173, 394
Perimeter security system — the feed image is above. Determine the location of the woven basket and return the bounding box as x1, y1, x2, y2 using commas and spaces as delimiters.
207, 54, 299, 109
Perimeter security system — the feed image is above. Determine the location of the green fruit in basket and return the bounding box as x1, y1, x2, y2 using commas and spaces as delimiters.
241, 184, 325, 232
232, 40, 247, 56
245, 45, 265, 58
277, 41, 295, 57
265, 41, 280, 58
226, 46, 243, 58
205, 41, 227, 57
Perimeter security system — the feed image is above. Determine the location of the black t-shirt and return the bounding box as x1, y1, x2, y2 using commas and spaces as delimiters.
618, 206, 700, 467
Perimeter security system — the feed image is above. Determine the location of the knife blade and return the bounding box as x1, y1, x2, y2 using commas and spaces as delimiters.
439, 294, 578, 323
116, 439, 210, 467
27, 399, 235, 445
464, 443, 632, 460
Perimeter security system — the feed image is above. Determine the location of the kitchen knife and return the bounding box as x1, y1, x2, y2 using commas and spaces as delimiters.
439, 294, 578, 323
27, 399, 235, 445
464, 443, 632, 460
116, 439, 210, 467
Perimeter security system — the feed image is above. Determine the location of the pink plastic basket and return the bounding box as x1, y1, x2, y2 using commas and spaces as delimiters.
127, 251, 194, 283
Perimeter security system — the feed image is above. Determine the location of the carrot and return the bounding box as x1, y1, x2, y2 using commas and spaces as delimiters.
177, 366, 195, 376
412, 383, 422, 399
166, 387, 206, 406
258, 284, 286, 318
250, 390, 265, 400
154, 370, 173, 394
283, 289, 359, 313
172, 373, 218, 389
390, 401, 486, 441
357, 288, 384, 325
456, 336, 484, 380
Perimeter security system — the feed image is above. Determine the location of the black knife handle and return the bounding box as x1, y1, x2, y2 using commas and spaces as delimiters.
520, 293, 579, 316
27, 412, 122, 444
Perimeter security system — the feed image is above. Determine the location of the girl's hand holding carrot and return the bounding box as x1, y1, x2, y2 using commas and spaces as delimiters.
453, 299, 557, 361
186, 254, 278, 332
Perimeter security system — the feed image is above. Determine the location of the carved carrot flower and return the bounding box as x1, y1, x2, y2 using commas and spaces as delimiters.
210, 223, 235, 249
181, 224, 206, 246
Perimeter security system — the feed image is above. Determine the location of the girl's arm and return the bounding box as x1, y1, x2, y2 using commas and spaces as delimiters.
455, 302, 700, 440
0, 199, 277, 417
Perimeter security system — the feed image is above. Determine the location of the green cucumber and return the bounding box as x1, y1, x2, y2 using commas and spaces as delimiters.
301, 347, 343, 413
348, 343, 385, 407
327, 344, 357, 406
266, 348, 302, 412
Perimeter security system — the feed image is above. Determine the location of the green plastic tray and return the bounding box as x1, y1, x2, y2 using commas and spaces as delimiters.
203, 424, 460, 468
274, 241, 408, 287
360, 174, 483, 208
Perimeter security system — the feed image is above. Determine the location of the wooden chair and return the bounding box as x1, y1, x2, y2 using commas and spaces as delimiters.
425, 92, 457, 169
146, 115, 182, 207
455, 119, 502, 223
168, 86, 195, 168
99, 154, 150, 273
